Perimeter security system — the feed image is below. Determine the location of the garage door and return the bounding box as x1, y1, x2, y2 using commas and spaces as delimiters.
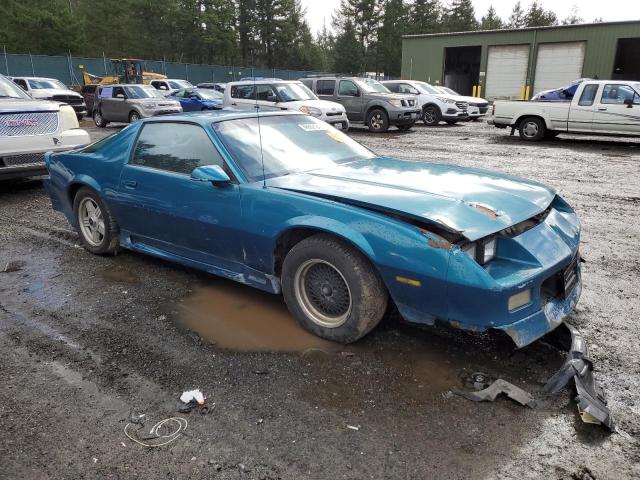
533, 42, 586, 95
485, 44, 530, 100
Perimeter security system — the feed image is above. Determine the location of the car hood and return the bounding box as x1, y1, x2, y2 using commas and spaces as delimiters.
268, 157, 555, 241
0, 98, 61, 113
454, 95, 488, 105
281, 99, 344, 112
367, 92, 414, 102
30, 88, 82, 98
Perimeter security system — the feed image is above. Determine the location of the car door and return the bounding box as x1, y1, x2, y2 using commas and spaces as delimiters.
98, 86, 116, 120
338, 80, 363, 121
176, 89, 198, 111
228, 84, 255, 109
110, 86, 128, 122
567, 83, 599, 133
593, 83, 640, 135
316, 79, 336, 99
115, 121, 243, 269
255, 84, 280, 109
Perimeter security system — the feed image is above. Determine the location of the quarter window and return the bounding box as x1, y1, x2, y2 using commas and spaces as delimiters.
398, 83, 418, 95
316, 80, 336, 95
230, 85, 254, 100
338, 80, 358, 97
256, 85, 277, 101
131, 123, 225, 175
578, 84, 599, 106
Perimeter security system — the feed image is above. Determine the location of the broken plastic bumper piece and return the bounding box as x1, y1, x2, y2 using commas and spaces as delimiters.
544, 324, 614, 430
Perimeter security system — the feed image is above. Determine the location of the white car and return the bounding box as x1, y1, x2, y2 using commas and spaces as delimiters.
382, 80, 469, 126
489, 80, 640, 141
11, 76, 87, 121
224, 79, 350, 130
0, 74, 90, 180
150, 79, 194, 95
435, 86, 489, 121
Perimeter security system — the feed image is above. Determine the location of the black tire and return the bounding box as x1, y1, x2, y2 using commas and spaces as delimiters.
422, 105, 441, 126
129, 111, 141, 123
73, 187, 119, 255
281, 234, 388, 343
445, 120, 458, 125
518, 117, 546, 141
544, 131, 560, 139
397, 124, 413, 131
93, 109, 107, 128
366, 108, 389, 133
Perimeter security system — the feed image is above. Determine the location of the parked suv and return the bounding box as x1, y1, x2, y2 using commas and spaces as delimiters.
224, 79, 349, 130
93, 84, 182, 127
1, 74, 89, 180
80, 84, 99, 115
382, 80, 469, 126
301, 76, 419, 132
11, 76, 87, 121
435, 86, 489, 121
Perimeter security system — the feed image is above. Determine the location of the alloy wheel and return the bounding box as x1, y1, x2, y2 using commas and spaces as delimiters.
78, 198, 105, 247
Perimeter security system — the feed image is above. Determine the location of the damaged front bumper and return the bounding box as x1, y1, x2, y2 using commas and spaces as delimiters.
545, 324, 614, 430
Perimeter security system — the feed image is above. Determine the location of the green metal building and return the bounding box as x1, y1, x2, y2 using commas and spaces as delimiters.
401, 20, 640, 100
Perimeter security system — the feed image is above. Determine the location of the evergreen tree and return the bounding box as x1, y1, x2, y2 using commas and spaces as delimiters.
508, 1, 526, 28
444, 0, 478, 33
525, 1, 557, 27
333, 19, 362, 74
377, 0, 408, 76
333, 0, 382, 72
411, 0, 441, 35
480, 5, 504, 30
316, 21, 336, 72
562, 5, 583, 25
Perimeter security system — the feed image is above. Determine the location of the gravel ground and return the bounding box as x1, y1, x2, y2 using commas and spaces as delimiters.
0, 120, 638, 479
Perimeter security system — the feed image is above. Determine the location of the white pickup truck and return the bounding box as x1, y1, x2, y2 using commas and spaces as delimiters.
489, 80, 640, 141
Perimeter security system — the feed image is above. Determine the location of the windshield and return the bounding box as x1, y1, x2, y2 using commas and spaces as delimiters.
273, 83, 317, 102
440, 87, 458, 95
197, 89, 223, 100
213, 115, 375, 182
413, 82, 441, 95
28, 78, 67, 90
169, 80, 193, 89
0, 75, 30, 99
355, 79, 390, 93
125, 86, 164, 99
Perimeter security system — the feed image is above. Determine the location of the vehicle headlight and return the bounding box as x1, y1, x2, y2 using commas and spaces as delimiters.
462, 238, 497, 265
388, 99, 403, 108
508, 289, 532, 311
436, 96, 456, 104
59, 105, 78, 129
143, 102, 156, 108
300, 106, 322, 117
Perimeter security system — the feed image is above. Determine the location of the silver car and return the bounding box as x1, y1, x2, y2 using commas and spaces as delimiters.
93, 84, 182, 127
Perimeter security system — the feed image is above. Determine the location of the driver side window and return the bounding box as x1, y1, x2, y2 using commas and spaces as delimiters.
398, 83, 418, 95
256, 85, 277, 102
338, 80, 358, 97
131, 123, 226, 175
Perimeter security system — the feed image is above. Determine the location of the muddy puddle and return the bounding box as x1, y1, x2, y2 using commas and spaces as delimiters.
178, 282, 339, 353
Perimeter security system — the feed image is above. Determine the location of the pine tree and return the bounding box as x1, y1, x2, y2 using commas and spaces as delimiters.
333, 19, 362, 74
525, 1, 557, 27
508, 1, 526, 28
444, 0, 478, 33
562, 5, 583, 25
333, 0, 382, 72
411, 0, 441, 35
377, 0, 408, 76
316, 21, 336, 72
480, 5, 504, 30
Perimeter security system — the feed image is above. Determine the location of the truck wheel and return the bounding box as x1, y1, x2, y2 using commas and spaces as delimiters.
519, 117, 545, 141
94, 110, 107, 128
422, 105, 441, 126
281, 234, 388, 343
129, 111, 141, 123
73, 187, 119, 255
367, 108, 389, 133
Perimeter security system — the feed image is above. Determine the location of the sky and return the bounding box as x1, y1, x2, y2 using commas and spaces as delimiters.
301, 0, 640, 35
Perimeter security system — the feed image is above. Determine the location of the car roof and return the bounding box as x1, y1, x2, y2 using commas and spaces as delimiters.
229, 79, 302, 86
14, 76, 59, 81
140, 108, 303, 125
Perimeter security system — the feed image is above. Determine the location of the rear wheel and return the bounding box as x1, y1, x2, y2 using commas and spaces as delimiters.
422, 105, 441, 126
281, 234, 388, 343
73, 187, 119, 255
367, 108, 389, 133
519, 117, 545, 141
93, 110, 107, 128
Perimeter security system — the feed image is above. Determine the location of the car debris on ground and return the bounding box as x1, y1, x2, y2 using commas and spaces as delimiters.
454, 373, 536, 408
177, 388, 207, 413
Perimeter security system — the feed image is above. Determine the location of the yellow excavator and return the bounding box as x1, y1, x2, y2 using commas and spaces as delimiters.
81, 58, 166, 85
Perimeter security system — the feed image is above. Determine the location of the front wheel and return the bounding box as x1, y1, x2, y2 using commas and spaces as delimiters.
129, 111, 141, 123
519, 117, 545, 141
281, 234, 388, 343
367, 108, 389, 133
422, 105, 441, 126
73, 187, 119, 255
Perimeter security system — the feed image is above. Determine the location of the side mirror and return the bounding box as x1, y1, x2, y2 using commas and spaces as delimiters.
189, 95, 199, 100
190, 165, 231, 185
624, 98, 634, 108
266, 94, 277, 102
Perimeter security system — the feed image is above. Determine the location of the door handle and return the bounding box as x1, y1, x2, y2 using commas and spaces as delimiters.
598, 107, 607, 111
123, 180, 137, 189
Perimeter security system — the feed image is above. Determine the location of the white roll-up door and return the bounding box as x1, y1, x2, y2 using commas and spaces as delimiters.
533, 42, 586, 95
485, 44, 530, 100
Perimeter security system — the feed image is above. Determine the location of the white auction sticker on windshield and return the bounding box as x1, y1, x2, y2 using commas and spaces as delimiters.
298, 123, 329, 132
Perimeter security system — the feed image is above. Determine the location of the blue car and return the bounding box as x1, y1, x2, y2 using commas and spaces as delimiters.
167, 88, 223, 111
43, 110, 581, 348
